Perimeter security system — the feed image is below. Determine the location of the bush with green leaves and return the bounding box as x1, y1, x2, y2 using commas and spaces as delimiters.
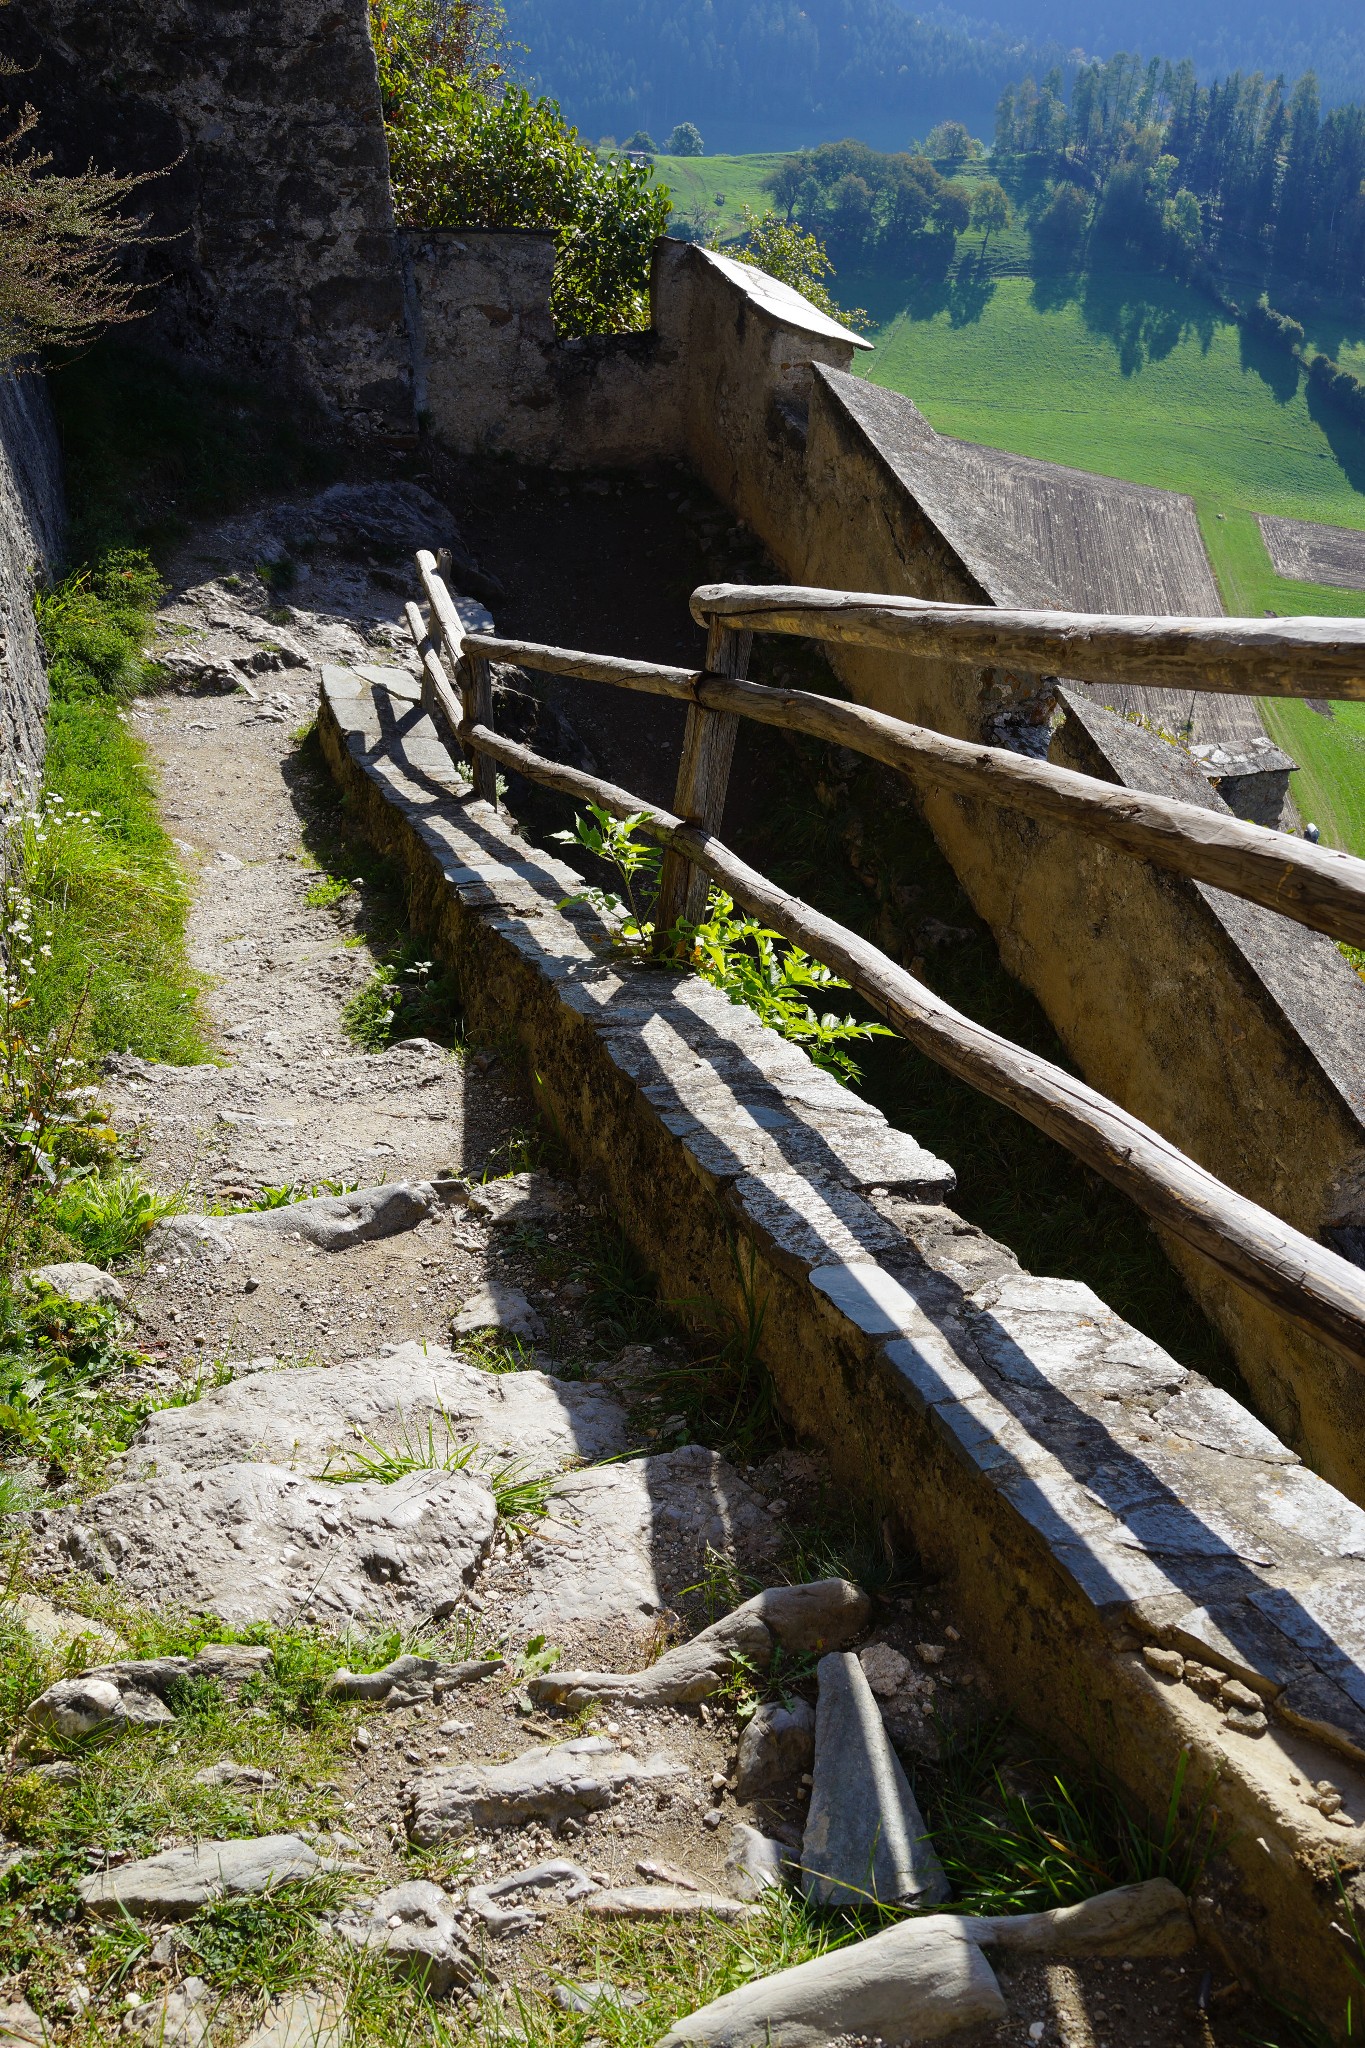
555, 804, 890, 1084
666, 121, 705, 156
371, 0, 670, 335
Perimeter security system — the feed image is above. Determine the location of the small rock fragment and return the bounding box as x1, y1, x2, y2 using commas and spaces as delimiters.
1142, 1647, 1185, 1681
406, 1738, 685, 1844
25, 1262, 126, 1306
724, 1823, 790, 1901
78, 1835, 326, 1918
467, 1859, 595, 1931
0, 1997, 49, 2045
583, 1885, 755, 1921
658, 1917, 1003, 2046
333, 1880, 475, 1996
735, 1699, 815, 1802
1219, 1678, 1262, 1713
126, 1976, 213, 2046
192, 1761, 280, 1791
802, 1652, 949, 1909
454, 1283, 545, 1342
637, 1859, 700, 1890
915, 1643, 946, 1667
325, 1655, 502, 1705
529, 1580, 867, 1711
241, 1992, 349, 2048
859, 1644, 912, 1698
554, 1982, 644, 2015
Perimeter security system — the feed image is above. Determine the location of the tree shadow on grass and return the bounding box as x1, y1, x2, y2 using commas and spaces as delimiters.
1235, 321, 1301, 406
1303, 379, 1365, 497
1069, 265, 1217, 376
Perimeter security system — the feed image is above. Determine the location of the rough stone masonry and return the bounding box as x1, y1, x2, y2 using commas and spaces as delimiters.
1, 0, 414, 433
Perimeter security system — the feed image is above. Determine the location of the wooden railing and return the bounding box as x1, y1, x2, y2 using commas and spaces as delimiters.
406, 550, 1365, 1367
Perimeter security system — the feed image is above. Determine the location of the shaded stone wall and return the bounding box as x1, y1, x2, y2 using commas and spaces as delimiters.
2, 0, 413, 434
0, 373, 64, 792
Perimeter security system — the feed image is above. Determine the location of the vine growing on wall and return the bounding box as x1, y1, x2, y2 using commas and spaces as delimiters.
370, 0, 671, 336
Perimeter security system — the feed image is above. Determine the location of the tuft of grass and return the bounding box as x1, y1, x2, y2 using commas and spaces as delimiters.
914, 1713, 1220, 1917
459, 1327, 536, 1375
36, 1169, 179, 1267
487, 1459, 554, 1534
320, 1405, 477, 1486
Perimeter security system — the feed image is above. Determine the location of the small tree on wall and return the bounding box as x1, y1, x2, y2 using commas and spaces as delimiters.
370, 0, 671, 335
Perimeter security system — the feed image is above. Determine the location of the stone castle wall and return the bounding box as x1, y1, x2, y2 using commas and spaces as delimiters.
0, 374, 64, 792
2, 0, 413, 434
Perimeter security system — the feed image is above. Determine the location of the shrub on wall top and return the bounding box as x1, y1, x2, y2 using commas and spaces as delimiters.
372, 0, 670, 336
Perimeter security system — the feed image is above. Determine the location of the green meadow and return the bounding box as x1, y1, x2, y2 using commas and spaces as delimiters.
860, 258, 1365, 845
650, 153, 1365, 849
648, 151, 791, 238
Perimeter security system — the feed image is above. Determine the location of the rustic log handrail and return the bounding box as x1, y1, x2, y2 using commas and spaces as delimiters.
458, 630, 1365, 951
404, 564, 1365, 1366
426, 702, 1365, 1367
690, 582, 1365, 701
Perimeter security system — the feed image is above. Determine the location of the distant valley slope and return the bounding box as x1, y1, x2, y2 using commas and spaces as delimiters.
504, 0, 1063, 153
506, 0, 1363, 150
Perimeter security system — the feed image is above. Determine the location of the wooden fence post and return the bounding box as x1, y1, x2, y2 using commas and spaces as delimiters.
461, 652, 499, 807
653, 623, 752, 945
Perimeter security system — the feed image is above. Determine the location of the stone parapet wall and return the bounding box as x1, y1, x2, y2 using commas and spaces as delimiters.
405, 231, 685, 465
0, 373, 64, 791
5, 0, 413, 433
319, 657, 1365, 2039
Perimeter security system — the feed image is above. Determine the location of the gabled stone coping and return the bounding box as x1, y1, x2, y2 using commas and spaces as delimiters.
320, 662, 1365, 2032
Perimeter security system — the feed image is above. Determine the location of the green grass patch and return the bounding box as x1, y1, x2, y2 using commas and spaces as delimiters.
645, 151, 793, 242
851, 237, 1365, 850
25, 552, 207, 1065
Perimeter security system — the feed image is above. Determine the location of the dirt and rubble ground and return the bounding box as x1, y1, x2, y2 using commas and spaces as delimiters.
0, 473, 1298, 2047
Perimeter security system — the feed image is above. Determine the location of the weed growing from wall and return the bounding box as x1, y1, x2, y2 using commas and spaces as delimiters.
554, 802, 891, 1083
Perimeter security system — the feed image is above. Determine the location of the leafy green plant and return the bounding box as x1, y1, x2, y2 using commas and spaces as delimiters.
36, 1168, 178, 1265
553, 803, 661, 942
231, 1178, 359, 1213
304, 875, 352, 909
555, 803, 891, 1083
342, 945, 463, 1053
0, 1287, 153, 1491
373, 0, 671, 336
508, 1632, 561, 1682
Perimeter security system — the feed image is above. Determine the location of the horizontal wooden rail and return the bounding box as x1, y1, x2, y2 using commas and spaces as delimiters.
462, 629, 1365, 951
691, 582, 1365, 701
415, 692, 1365, 1370
464, 635, 699, 702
